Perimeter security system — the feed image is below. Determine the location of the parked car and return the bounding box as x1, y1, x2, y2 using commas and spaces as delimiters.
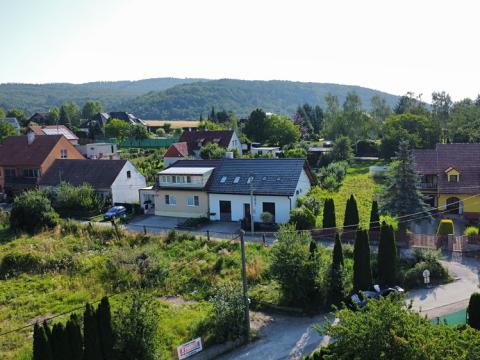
103, 206, 127, 220
350, 284, 404, 309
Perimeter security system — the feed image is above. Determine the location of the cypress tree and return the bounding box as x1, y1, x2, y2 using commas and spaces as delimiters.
468, 292, 480, 330
51, 323, 71, 360
328, 233, 345, 306
97, 297, 115, 360
33, 323, 53, 360
66, 314, 83, 360
83, 303, 102, 360
322, 198, 336, 229
377, 223, 397, 286
344, 194, 360, 230
369, 200, 380, 230
332, 233, 344, 268
309, 240, 317, 260
353, 229, 373, 292
43, 322, 52, 343
59, 106, 72, 129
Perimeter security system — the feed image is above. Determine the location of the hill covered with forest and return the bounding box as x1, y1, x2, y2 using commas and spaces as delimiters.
0, 78, 206, 114
123, 79, 400, 119
0, 78, 399, 119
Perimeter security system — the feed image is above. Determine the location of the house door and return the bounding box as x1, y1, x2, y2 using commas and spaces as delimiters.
219, 201, 232, 221
446, 197, 460, 214
262, 202, 276, 223
243, 203, 251, 220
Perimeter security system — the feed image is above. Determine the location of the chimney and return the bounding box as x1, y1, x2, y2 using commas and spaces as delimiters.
27, 131, 35, 145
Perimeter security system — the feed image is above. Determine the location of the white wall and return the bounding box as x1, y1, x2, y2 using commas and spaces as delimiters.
228, 132, 243, 154
292, 169, 312, 206
208, 193, 292, 224
111, 161, 147, 204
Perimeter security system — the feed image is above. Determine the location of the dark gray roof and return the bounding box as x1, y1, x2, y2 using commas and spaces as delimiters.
170, 158, 313, 196
39, 159, 127, 189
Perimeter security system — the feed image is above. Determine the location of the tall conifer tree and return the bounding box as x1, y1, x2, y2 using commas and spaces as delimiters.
344, 194, 360, 230
353, 229, 373, 291
83, 303, 102, 360
322, 198, 336, 229
97, 297, 115, 360
33, 323, 53, 360
66, 314, 83, 360
377, 223, 397, 286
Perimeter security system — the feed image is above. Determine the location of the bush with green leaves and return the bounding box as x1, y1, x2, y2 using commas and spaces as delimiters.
468, 292, 480, 330
199, 142, 227, 159
401, 249, 449, 288
297, 196, 321, 216
465, 226, 479, 236
209, 283, 246, 342
437, 219, 454, 235
10, 190, 59, 234
114, 291, 159, 360
318, 161, 348, 191
270, 225, 322, 308
313, 296, 480, 360
52, 182, 105, 218
260, 211, 274, 223
289, 207, 316, 230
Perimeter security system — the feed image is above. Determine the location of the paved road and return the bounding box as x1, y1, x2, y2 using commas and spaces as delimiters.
220, 253, 480, 360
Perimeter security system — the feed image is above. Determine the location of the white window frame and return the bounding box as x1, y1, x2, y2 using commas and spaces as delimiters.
165, 194, 176, 206
187, 195, 200, 207
60, 149, 68, 159
220, 176, 227, 183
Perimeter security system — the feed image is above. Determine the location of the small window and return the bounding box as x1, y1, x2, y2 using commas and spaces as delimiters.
233, 176, 240, 184
126, 170, 131, 179
5, 169, 15, 177
220, 176, 227, 183
187, 176, 192, 183
247, 176, 254, 184
60, 149, 68, 159
172, 176, 177, 183
449, 175, 458, 182
262, 176, 267, 181
187, 195, 200, 207
165, 194, 176, 205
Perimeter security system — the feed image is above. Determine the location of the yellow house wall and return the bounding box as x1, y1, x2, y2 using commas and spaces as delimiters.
438, 194, 480, 213
154, 189, 209, 218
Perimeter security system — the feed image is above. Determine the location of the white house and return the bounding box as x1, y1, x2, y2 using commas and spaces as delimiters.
146, 158, 315, 224
250, 146, 281, 158
39, 159, 146, 204
76, 142, 119, 160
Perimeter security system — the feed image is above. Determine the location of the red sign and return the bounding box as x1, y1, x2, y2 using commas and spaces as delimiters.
177, 337, 203, 359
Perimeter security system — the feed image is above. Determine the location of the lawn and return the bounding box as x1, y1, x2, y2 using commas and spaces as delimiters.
0, 224, 270, 360
310, 160, 386, 228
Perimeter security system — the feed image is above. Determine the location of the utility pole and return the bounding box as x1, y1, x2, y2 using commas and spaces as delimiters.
240, 230, 250, 341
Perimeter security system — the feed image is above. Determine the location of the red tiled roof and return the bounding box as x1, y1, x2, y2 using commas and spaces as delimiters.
0, 135, 64, 167
414, 143, 480, 194
179, 130, 234, 155
164, 142, 189, 158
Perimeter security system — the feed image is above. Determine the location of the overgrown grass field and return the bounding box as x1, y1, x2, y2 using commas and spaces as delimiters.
310, 161, 386, 227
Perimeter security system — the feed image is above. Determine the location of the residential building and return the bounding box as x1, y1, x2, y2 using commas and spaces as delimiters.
108, 112, 145, 126
178, 130, 242, 157
39, 159, 146, 204
76, 142, 119, 160
144, 120, 200, 132
2, 117, 20, 133
27, 112, 49, 125
0, 133, 84, 195
414, 143, 480, 219
163, 142, 190, 167
145, 158, 315, 223
250, 146, 281, 158
28, 125, 79, 145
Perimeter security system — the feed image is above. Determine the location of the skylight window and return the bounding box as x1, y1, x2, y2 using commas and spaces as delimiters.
262, 176, 267, 181
220, 176, 227, 183
247, 176, 254, 184
233, 176, 240, 183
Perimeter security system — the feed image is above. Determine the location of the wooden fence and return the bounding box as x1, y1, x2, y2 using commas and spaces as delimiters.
409, 233, 480, 252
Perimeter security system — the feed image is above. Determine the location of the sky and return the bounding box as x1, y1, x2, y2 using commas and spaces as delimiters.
0, 0, 479, 101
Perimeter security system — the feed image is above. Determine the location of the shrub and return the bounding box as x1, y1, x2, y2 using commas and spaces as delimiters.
155, 128, 166, 137
0, 251, 43, 277
199, 142, 227, 159
260, 212, 274, 224
289, 207, 316, 230
437, 219, 454, 235
210, 283, 246, 342
302, 197, 321, 216
465, 226, 479, 236
270, 225, 321, 308
10, 190, 59, 234
468, 292, 480, 330
53, 182, 105, 218
114, 291, 159, 360
402, 252, 449, 289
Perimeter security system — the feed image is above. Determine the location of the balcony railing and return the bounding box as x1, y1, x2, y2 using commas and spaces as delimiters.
419, 182, 437, 189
